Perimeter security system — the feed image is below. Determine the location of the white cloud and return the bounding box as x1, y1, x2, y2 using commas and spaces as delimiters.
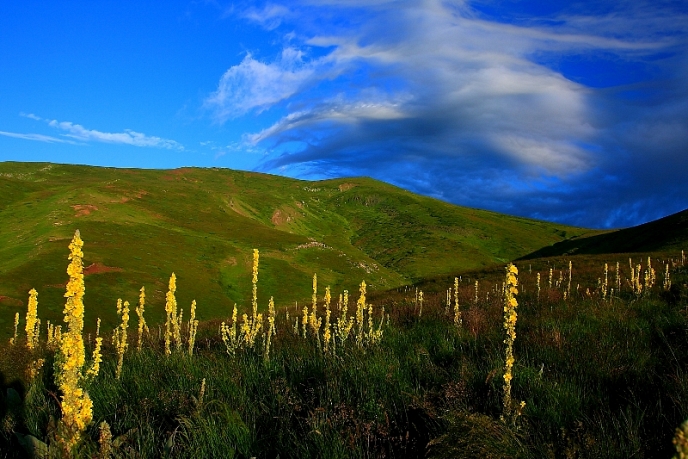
248, 98, 409, 144
238, 0, 604, 179
19, 112, 42, 121
242, 3, 292, 30
46, 119, 184, 150
10, 113, 185, 150
203, 48, 337, 122
0, 130, 78, 144
491, 135, 590, 175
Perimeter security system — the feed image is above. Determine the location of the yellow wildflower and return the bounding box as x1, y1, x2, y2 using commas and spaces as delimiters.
265, 297, 276, 360
99, 421, 113, 459
241, 313, 251, 344
136, 286, 148, 351
302, 306, 309, 339
56, 230, 92, 450
27, 358, 45, 381
188, 300, 199, 356
418, 290, 424, 317
221, 304, 240, 355
323, 286, 331, 352
165, 273, 177, 355
356, 281, 366, 347
674, 418, 688, 459
502, 262, 523, 424
115, 300, 130, 379
453, 277, 461, 327
10, 312, 19, 346
25, 288, 39, 350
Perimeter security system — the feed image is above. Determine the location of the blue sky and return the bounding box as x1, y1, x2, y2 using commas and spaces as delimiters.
1, 0, 686, 229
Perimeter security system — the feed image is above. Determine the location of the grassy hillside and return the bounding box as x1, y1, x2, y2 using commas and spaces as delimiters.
0, 162, 591, 335
519, 208, 688, 260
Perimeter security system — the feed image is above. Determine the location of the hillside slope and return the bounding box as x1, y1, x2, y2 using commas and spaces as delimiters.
519, 208, 688, 259
0, 162, 591, 331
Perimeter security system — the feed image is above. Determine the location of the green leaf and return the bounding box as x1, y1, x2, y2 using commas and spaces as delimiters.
15, 433, 49, 459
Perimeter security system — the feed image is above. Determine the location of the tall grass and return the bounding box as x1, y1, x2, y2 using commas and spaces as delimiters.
1, 237, 688, 457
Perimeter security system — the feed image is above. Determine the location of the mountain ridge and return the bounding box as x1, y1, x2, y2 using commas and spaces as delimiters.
518, 207, 688, 260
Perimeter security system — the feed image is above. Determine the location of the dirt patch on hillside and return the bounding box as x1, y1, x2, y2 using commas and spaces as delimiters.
163, 168, 197, 182
111, 189, 149, 203
72, 204, 98, 217
338, 183, 357, 192
0, 296, 23, 307
272, 206, 300, 226
271, 209, 287, 225
83, 263, 123, 276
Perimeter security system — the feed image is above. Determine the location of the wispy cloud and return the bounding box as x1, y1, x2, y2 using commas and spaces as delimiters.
211, 0, 688, 228
0, 130, 78, 144
242, 3, 292, 30
46, 119, 184, 150
19, 112, 42, 121
203, 47, 339, 122
13, 113, 184, 150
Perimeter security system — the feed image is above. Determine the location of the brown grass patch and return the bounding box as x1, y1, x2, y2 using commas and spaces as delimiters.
83, 262, 123, 276
162, 168, 196, 181
464, 306, 488, 338
71, 204, 98, 217
338, 183, 356, 192
271, 207, 299, 226
0, 296, 23, 307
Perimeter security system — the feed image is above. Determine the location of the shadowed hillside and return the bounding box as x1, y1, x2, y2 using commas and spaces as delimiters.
519, 208, 688, 260
0, 162, 592, 334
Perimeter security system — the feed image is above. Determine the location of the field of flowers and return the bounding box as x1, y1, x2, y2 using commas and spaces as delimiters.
1, 230, 688, 458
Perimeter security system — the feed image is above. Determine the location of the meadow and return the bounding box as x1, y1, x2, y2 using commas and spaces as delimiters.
1, 163, 688, 458
1, 228, 687, 458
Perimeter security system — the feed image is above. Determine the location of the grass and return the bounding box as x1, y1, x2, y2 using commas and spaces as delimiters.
1, 251, 687, 458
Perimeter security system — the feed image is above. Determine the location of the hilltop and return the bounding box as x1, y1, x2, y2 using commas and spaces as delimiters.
0, 162, 593, 332
519, 207, 688, 260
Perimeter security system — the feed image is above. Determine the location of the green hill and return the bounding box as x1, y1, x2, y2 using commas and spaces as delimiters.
519, 208, 688, 260
0, 162, 592, 333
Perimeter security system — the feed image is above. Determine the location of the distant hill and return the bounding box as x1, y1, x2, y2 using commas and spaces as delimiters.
519, 208, 688, 260
0, 162, 592, 331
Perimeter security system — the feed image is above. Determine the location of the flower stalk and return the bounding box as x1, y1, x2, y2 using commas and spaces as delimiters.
56, 230, 93, 450
502, 263, 525, 423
